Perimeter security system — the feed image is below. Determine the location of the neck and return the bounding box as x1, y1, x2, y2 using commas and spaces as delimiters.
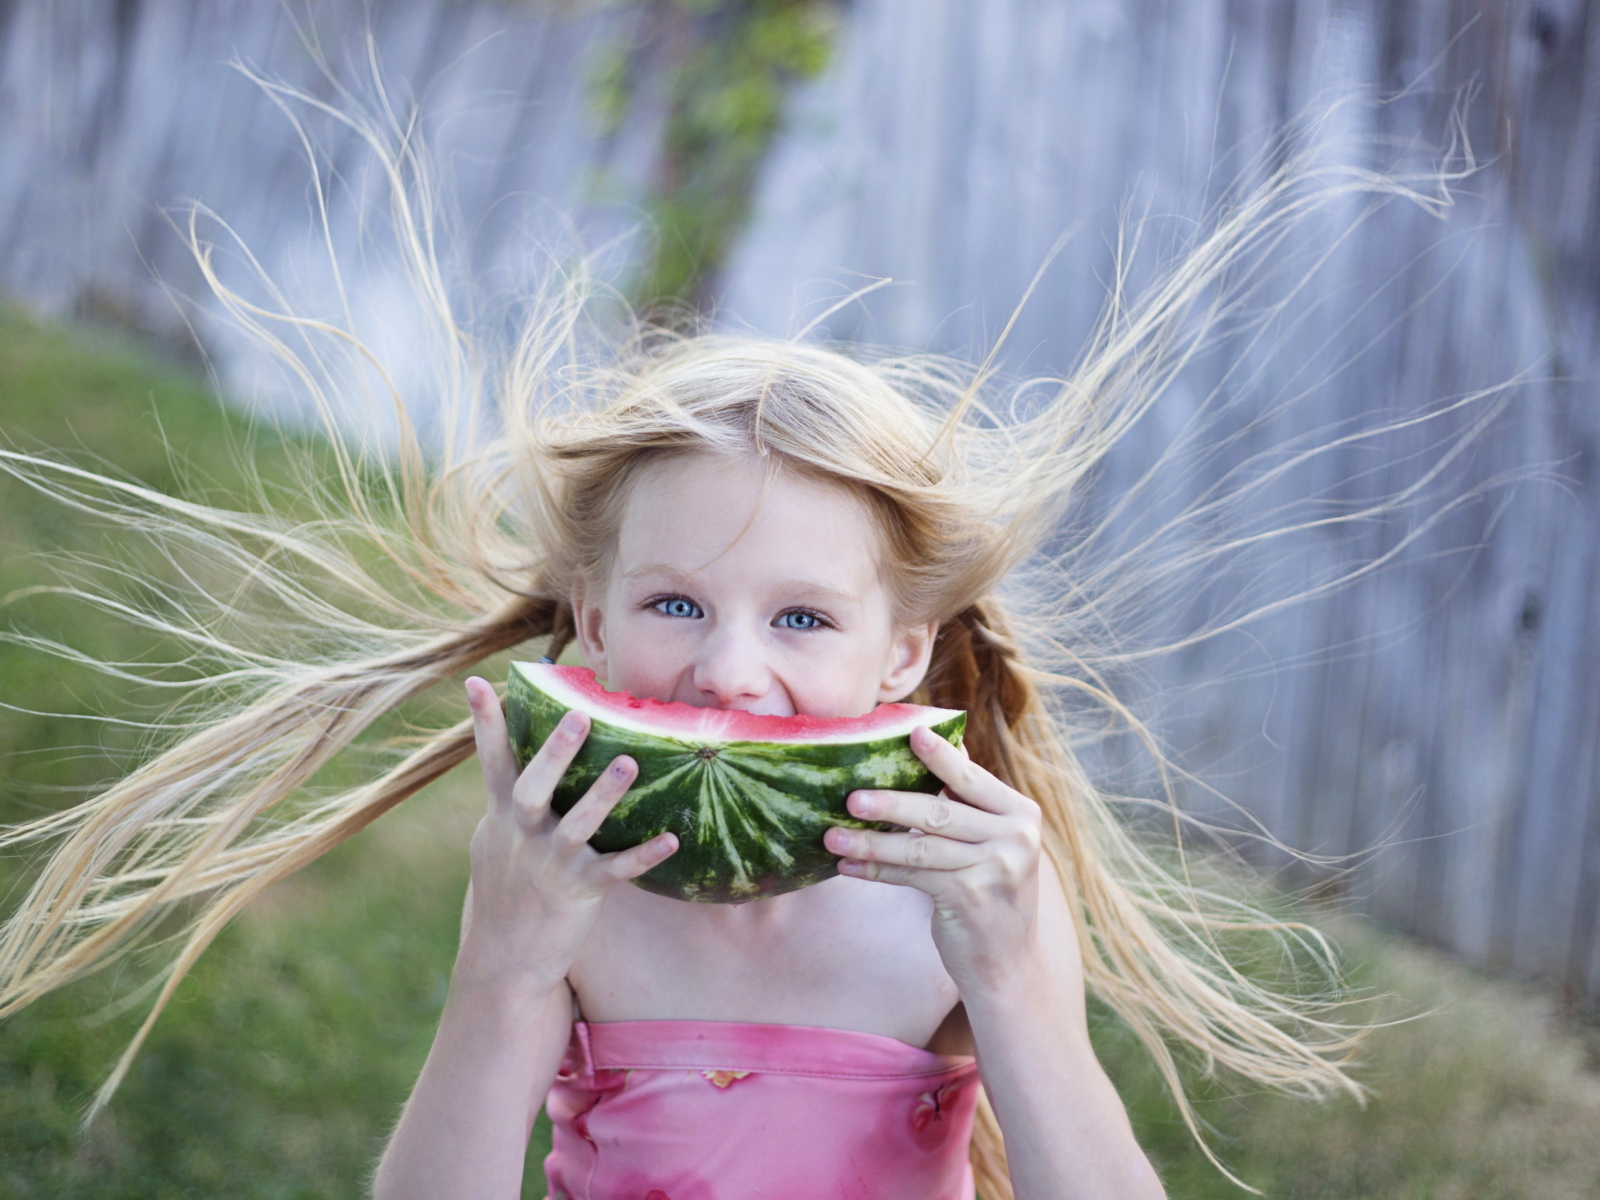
662, 874, 847, 937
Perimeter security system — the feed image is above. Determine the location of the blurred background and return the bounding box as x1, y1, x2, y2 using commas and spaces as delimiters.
2, 1, 1598, 1196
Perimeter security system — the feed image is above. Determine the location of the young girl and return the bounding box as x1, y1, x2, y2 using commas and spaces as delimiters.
372, 367, 1166, 1200
0, 109, 1408, 1199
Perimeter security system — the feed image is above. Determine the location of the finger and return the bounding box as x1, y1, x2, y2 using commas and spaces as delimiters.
910, 725, 1029, 815
467, 677, 518, 808
509, 708, 591, 820
845, 787, 995, 843
594, 831, 679, 886
825, 826, 983, 871
555, 755, 638, 847
835, 856, 938, 891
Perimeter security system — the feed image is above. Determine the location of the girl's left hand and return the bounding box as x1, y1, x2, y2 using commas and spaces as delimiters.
823, 725, 1047, 994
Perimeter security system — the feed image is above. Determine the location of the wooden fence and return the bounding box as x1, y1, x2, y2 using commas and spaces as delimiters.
4, 0, 1596, 996
723, 0, 1600, 997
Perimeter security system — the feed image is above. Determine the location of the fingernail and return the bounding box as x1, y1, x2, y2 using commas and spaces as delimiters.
837, 859, 862, 875
560, 710, 585, 733
610, 757, 634, 779
848, 791, 873, 817
825, 828, 853, 853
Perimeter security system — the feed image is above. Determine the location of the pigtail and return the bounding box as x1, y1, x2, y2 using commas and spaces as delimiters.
917, 601, 1029, 787
917, 603, 1033, 1198
916, 603, 1029, 1200
924, 591, 1367, 1194
542, 600, 577, 663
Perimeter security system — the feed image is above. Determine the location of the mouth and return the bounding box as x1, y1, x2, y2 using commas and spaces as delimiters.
669, 692, 797, 719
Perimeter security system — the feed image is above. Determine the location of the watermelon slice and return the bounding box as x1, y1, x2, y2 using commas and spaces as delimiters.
504, 662, 966, 903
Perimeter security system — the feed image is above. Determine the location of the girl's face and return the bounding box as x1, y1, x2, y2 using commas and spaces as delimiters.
572, 454, 937, 718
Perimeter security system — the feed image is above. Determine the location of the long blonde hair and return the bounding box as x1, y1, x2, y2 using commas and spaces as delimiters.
0, 85, 1480, 1195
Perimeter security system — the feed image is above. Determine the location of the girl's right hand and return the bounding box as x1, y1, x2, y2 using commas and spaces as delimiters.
455, 675, 678, 994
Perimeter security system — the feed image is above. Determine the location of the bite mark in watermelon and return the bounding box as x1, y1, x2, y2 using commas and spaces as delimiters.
504, 662, 966, 903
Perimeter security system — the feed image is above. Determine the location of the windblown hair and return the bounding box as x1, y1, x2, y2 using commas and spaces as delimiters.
0, 81, 1484, 1196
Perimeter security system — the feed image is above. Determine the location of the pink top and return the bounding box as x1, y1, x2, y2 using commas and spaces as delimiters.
543, 1020, 979, 1200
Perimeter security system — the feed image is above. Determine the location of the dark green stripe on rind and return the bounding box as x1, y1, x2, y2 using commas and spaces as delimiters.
504, 664, 966, 904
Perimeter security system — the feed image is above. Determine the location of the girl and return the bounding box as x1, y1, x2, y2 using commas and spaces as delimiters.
0, 102, 1431, 1199
374, 383, 1163, 1200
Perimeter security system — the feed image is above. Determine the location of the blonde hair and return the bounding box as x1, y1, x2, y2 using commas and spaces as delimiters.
0, 87, 1481, 1195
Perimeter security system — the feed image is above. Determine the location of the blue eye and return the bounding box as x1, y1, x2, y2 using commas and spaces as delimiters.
653, 596, 702, 619
776, 610, 824, 631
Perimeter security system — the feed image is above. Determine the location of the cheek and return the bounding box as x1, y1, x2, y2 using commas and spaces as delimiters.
593, 602, 705, 696
779, 646, 894, 719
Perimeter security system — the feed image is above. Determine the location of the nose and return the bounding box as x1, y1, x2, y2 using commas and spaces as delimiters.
690, 621, 778, 712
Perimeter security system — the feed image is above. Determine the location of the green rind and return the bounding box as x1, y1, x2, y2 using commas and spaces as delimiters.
504, 664, 966, 903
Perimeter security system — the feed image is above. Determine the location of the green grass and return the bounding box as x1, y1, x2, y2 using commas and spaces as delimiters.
0, 778, 515, 1199
0, 306, 553, 1197
1113, 918, 1600, 1198
0, 303, 289, 827
2, 309, 1598, 1198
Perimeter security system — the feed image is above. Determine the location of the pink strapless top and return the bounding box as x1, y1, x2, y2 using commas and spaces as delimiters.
543, 1020, 979, 1200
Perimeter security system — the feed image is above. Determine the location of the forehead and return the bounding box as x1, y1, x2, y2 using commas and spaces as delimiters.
613, 454, 883, 589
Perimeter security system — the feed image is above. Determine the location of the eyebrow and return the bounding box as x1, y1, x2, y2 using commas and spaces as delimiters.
622, 563, 862, 606
622, 563, 696, 584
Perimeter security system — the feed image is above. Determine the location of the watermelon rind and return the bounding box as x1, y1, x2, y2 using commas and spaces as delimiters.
503, 662, 967, 903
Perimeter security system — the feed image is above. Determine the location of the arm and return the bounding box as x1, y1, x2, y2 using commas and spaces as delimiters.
824, 727, 1165, 1200
960, 862, 1162, 1199
372, 679, 676, 1200
372, 962, 572, 1199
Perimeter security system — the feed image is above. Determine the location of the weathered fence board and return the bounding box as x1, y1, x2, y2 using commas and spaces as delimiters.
0, 0, 665, 424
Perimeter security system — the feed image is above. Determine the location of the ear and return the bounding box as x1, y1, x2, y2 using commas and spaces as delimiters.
877, 619, 940, 704
570, 574, 610, 682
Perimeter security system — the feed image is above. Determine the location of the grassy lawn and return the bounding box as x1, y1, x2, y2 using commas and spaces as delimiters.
0, 774, 512, 1199
1121, 918, 1600, 1198
1, 308, 1597, 1198
0, 305, 547, 1198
